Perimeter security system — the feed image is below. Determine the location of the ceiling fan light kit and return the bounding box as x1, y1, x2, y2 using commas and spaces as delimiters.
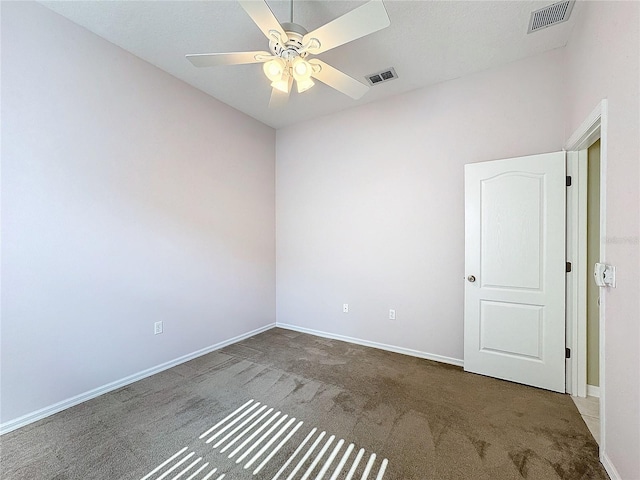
186, 0, 391, 107
292, 57, 310, 78
263, 57, 286, 82
271, 76, 291, 94
296, 77, 315, 94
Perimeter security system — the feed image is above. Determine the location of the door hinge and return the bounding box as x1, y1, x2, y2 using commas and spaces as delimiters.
566, 176, 572, 186
566, 262, 572, 272
566, 348, 571, 359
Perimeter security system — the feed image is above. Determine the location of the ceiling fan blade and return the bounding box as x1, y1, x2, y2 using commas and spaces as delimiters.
308, 59, 369, 99
186, 51, 272, 67
302, 0, 390, 55
238, 0, 289, 43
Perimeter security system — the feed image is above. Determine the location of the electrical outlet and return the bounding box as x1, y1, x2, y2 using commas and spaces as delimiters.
343, 304, 349, 313
154, 321, 163, 335
389, 309, 396, 321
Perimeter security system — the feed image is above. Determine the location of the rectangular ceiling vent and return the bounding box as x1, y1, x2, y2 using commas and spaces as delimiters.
527, 1, 574, 33
366, 67, 398, 86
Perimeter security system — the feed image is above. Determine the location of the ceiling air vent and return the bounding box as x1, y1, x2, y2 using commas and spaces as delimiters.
528, 1, 575, 33
366, 67, 398, 86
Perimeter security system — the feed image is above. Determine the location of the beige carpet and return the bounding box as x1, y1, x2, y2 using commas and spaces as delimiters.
0, 328, 607, 479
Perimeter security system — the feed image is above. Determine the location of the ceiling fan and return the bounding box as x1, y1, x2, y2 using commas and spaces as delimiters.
186, 0, 391, 107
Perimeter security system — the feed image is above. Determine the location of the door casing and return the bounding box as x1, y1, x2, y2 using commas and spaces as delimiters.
564, 99, 608, 459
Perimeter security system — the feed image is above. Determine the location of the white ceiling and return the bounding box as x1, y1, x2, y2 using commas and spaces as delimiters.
40, 1, 580, 129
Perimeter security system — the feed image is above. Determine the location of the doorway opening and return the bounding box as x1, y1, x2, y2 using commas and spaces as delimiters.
586, 139, 601, 396
565, 99, 608, 456
570, 139, 602, 445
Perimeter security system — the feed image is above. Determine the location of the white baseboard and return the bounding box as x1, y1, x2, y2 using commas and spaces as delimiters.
586, 384, 600, 398
0, 323, 276, 435
276, 323, 464, 367
601, 452, 621, 480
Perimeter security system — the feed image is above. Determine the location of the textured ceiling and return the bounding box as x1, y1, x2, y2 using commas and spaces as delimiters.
40, 1, 580, 129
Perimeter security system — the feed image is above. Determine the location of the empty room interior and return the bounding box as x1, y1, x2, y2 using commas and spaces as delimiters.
1, 1, 639, 479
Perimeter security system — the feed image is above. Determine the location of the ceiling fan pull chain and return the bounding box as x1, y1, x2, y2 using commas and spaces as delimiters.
290, 0, 294, 23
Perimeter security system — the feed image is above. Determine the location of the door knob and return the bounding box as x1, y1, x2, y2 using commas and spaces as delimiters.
467, 275, 476, 283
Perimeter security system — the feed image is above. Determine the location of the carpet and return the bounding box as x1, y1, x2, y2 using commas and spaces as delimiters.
0, 327, 608, 479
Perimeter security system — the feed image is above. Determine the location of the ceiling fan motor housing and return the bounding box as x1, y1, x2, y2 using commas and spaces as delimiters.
270, 22, 308, 60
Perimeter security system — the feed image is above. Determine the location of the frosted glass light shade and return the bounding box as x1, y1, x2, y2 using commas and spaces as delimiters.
292, 58, 312, 81
263, 58, 286, 82
296, 77, 315, 93
271, 75, 292, 93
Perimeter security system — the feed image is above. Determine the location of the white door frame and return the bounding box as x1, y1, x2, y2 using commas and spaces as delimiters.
564, 99, 608, 454
565, 150, 588, 397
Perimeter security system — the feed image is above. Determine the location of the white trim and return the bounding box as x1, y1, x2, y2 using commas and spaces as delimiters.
0, 323, 276, 435
276, 323, 464, 367
565, 151, 588, 397
601, 452, 621, 480
598, 101, 608, 457
586, 384, 600, 398
565, 151, 577, 395
565, 98, 608, 458
576, 150, 588, 396
565, 101, 604, 151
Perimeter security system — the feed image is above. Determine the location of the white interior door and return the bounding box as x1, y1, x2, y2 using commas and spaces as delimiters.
464, 152, 566, 392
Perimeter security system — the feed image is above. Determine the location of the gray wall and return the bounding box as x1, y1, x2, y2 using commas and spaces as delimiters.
1, 2, 276, 424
